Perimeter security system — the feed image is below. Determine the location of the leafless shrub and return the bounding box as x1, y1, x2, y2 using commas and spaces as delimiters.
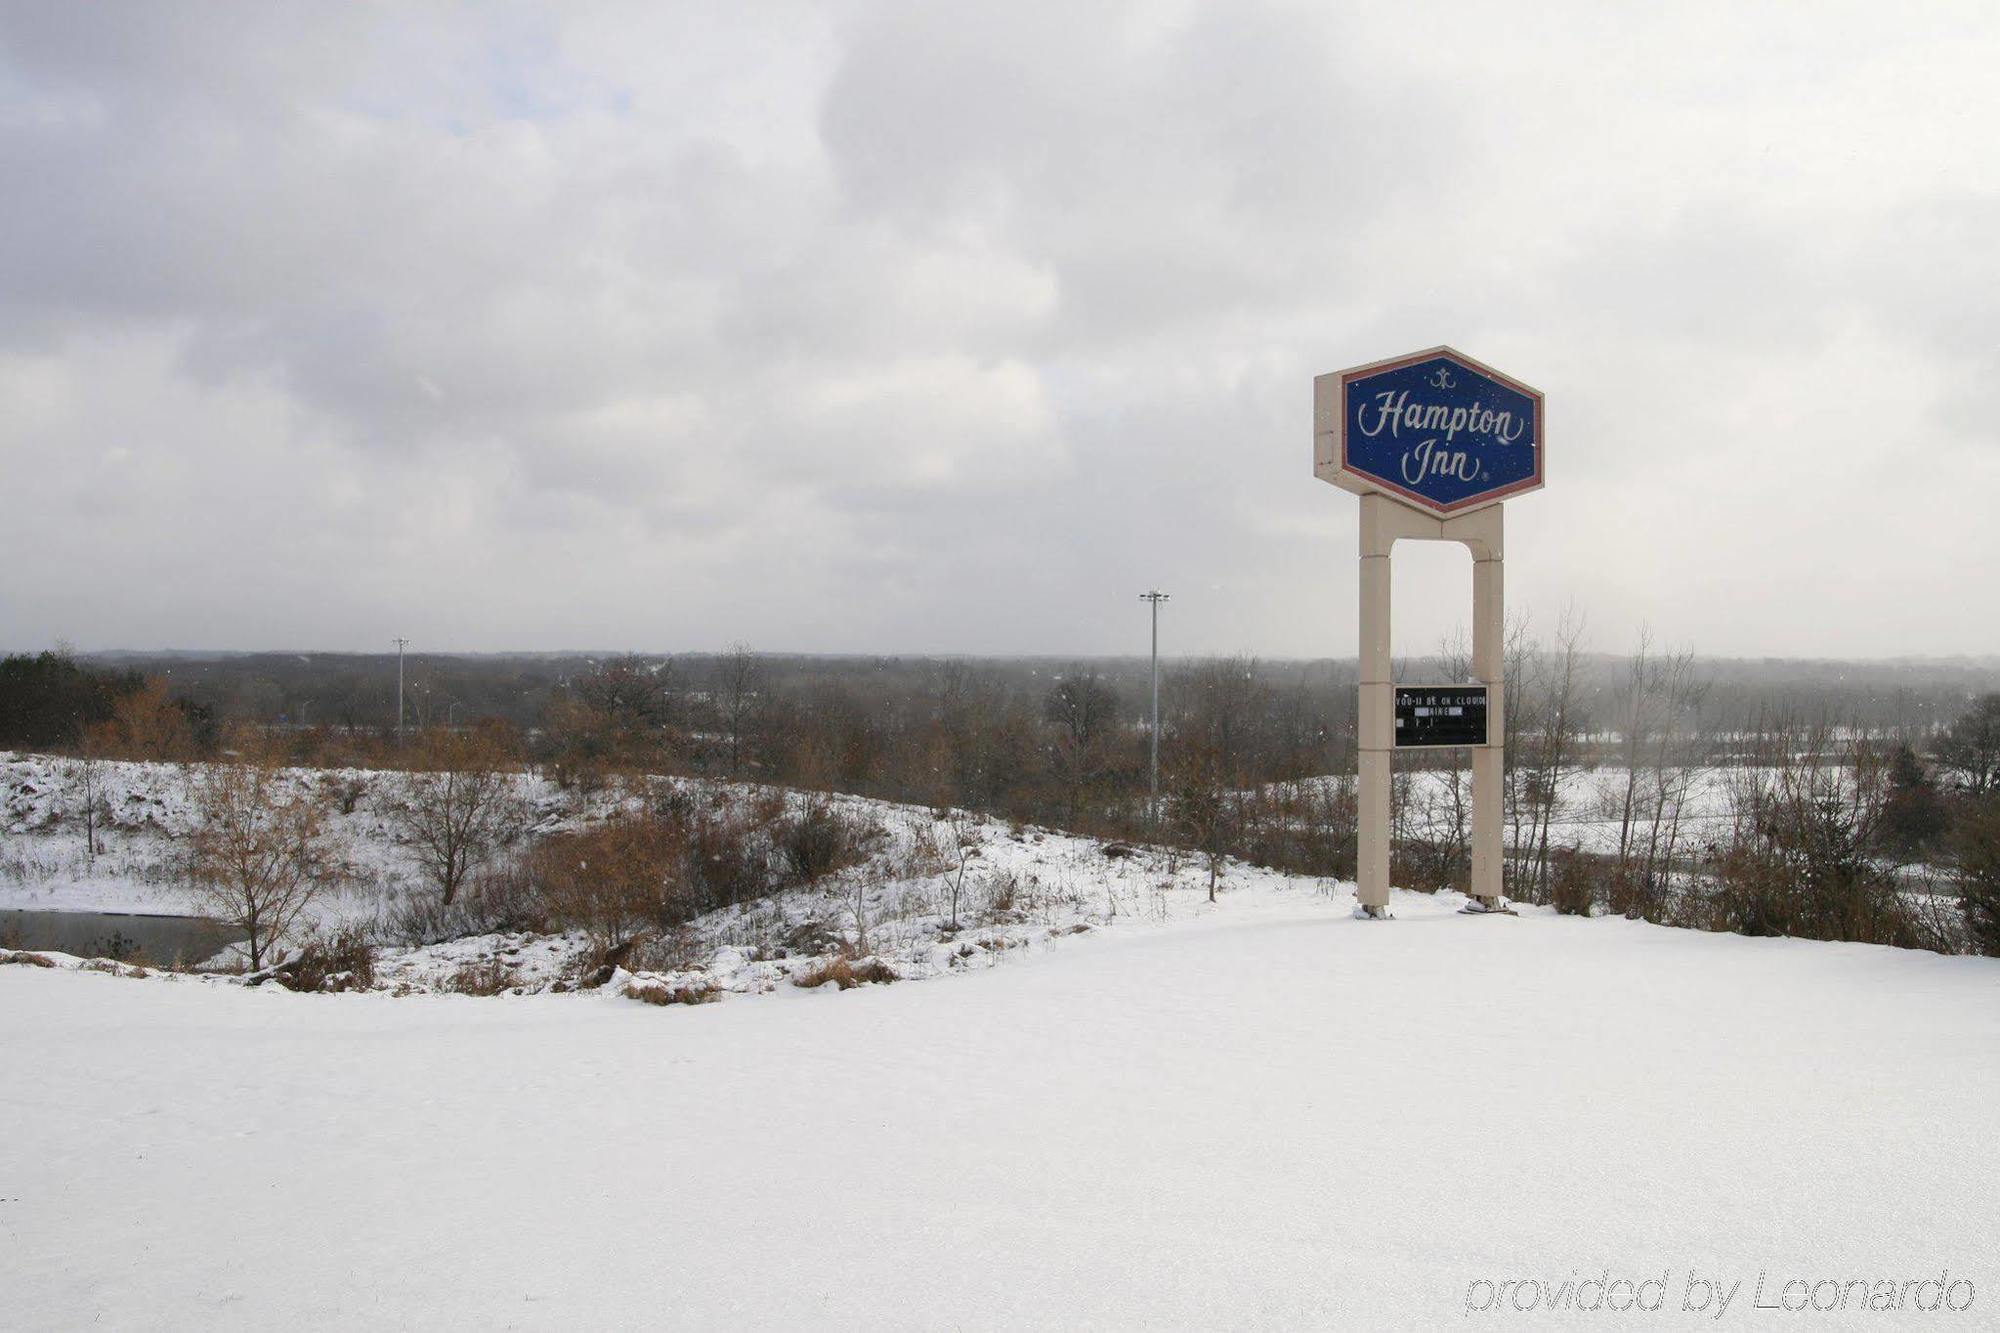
626, 927, 702, 973
980, 870, 1020, 922
531, 813, 693, 953
1703, 787, 1930, 948
466, 857, 550, 932
321, 773, 369, 815
1606, 863, 1664, 922
1898, 869, 1973, 955
781, 917, 840, 955
280, 927, 377, 993
776, 799, 874, 885
684, 794, 781, 908
444, 959, 516, 996
388, 857, 547, 946
389, 895, 475, 948
1547, 848, 1599, 917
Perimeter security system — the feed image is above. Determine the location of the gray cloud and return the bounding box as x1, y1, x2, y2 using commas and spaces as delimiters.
1, 0, 1995, 658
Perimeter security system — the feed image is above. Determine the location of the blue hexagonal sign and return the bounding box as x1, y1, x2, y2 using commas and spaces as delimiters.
1313, 346, 1544, 514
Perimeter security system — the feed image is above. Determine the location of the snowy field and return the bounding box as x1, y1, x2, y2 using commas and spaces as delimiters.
1, 751, 444, 920
6, 881, 1997, 1329
2, 752, 1335, 992
1394, 763, 1741, 857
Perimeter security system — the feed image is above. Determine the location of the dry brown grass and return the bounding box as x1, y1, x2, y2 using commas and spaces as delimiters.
0, 950, 57, 968
791, 954, 897, 990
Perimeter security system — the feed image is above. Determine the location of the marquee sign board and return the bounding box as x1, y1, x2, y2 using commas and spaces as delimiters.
1394, 685, 1490, 749
1314, 347, 1544, 515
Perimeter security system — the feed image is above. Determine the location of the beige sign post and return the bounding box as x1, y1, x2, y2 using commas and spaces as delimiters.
1313, 348, 1545, 916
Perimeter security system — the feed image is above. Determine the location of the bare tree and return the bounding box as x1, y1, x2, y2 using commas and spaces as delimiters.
67, 742, 109, 870
1610, 626, 1657, 872
1178, 655, 1269, 779
393, 728, 522, 906
1506, 607, 1589, 901
1630, 644, 1707, 908
844, 864, 874, 954
934, 806, 979, 929
1170, 738, 1233, 902
1043, 667, 1119, 823
1501, 611, 1542, 887
185, 753, 334, 968
1955, 797, 2000, 956
1937, 695, 2000, 795
718, 644, 763, 777
1588, 632, 1709, 915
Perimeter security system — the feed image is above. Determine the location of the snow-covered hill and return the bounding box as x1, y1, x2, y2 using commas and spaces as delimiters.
1, 752, 1329, 995
5, 876, 1995, 1328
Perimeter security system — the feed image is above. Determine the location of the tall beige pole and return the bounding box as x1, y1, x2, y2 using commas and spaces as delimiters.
1354, 495, 1506, 914
1463, 507, 1504, 907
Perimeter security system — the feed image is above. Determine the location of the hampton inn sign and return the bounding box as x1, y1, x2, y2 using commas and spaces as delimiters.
1314, 347, 1545, 916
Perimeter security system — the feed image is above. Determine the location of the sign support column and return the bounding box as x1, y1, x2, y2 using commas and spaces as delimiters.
1355, 495, 1507, 913
1316, 346, 1543, 918
1469, 513, 1504, 905
1356, 493, 1437, 913
1357, 514, 1389, 912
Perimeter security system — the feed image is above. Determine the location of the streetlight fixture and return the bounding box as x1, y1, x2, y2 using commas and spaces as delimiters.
393, 638, 409, 744
1139, 591, 1169, 824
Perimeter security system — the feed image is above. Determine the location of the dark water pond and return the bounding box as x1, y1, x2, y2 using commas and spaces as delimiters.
0, 909, 243, 965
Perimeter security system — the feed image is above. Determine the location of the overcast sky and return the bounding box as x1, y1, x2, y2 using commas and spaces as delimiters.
3, 2, 1996, 660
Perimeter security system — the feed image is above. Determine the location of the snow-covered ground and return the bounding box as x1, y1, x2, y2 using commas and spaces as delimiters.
5, 881, 1996, 1329
2, 751, 455, 920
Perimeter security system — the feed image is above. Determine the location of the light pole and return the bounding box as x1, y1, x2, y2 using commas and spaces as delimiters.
1140, 591, 1169, 824
393, 638, 409, 744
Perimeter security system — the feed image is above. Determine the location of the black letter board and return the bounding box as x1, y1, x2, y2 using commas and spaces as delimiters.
1393, 685, 1489, 748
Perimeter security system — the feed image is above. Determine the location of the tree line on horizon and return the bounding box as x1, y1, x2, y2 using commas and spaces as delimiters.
4, 637, 1998, 956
